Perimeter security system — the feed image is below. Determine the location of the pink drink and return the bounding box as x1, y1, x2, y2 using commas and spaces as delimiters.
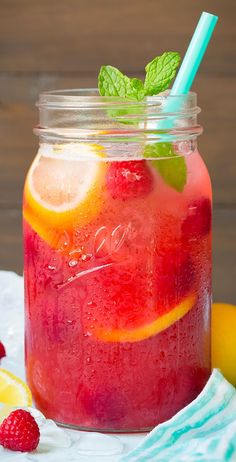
24, 132, 211, 430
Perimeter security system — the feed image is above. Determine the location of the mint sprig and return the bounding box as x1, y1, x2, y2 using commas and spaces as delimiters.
98, 52, 187, 193
98, 52, 180, 100
144, 52, 181, 96
144, 143, 187, 192
98, 66, 145, 101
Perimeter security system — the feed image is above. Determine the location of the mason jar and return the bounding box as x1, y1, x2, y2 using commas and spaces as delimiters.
23, 89, 211, 431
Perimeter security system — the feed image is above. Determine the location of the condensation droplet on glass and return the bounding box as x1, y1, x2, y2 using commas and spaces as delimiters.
178, 140, 192, 155
87, 301, 97, 308
69, 259, 78, 268
48, 265, 57, 271
83, 331, 92, 338
85, 253, 93, 261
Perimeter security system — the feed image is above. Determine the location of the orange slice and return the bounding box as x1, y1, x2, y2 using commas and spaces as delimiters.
94, 293, 196, 343
23, 143, 107, 247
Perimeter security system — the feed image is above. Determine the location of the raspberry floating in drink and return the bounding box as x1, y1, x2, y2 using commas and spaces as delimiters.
106, 160, 154, 200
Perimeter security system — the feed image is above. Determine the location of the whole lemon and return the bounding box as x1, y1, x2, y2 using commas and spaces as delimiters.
212, 303, 236, 386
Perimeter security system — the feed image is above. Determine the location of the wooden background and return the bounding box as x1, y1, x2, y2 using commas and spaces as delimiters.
0, 0, 235, 302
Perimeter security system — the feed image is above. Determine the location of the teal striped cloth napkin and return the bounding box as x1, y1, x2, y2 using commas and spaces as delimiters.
120, 369, 236, 462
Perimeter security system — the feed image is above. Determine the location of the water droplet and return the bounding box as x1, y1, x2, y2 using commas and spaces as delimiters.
69, 259, 78, 267
83, 331, 92, 338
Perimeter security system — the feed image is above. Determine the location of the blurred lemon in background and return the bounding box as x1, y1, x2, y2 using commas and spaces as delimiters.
212, 303, 236, 387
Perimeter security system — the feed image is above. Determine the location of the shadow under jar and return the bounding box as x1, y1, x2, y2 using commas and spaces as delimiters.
24, 89, 212, 432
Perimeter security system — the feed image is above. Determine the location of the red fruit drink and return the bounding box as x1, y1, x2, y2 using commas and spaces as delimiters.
24, 141, 211, 431
24, 90, 211, 431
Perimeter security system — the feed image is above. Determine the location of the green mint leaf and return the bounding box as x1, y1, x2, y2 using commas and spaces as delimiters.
106, 104, 144, 125
98, 65, 144, 100
98, 52, 181, 101
144, 142, 187, 192
144, 52, 181, 96
98, 67, 145, 123
129, 78, 145, 101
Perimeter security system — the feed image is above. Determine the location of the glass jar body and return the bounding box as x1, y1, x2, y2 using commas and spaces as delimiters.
24, 91, 212, 431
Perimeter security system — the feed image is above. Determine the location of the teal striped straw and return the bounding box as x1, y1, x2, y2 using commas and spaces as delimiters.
159, 11, 218, 128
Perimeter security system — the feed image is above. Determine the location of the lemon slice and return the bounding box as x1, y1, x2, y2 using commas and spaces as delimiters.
0, 368, 32, 422
0, 369, 32, 407
23, 143, 107, 246
94, 293, 196, 343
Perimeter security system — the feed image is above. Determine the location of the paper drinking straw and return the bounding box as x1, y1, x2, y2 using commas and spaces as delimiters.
159, 12, 218, 128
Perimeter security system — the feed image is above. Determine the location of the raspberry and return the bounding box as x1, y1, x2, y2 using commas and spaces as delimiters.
182, 197, 211, 241
106, 160, 153, 200
0, 409, 40, 452
0, 342, 6, 361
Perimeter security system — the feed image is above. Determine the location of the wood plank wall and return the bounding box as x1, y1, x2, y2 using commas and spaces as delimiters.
0, 0, 235, 302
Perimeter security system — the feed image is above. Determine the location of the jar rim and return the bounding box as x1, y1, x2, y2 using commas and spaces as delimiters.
37, 88, 198, 109
36, 88, 202, 144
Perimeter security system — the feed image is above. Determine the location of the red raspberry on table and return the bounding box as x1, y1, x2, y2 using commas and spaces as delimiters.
106, 160, 153, 200
0, 409, 40, 452
182, 197, 212, 241
0, 341, 6, 361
